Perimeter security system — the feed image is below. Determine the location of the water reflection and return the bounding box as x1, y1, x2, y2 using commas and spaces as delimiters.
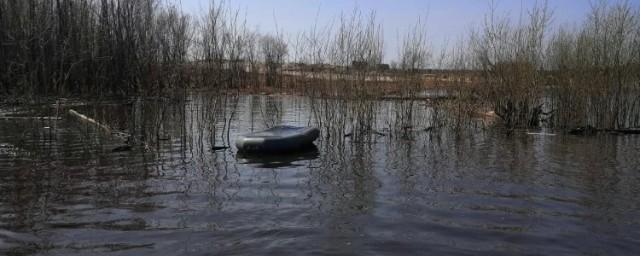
237, 145, 320, 169
1, 93, 640, 255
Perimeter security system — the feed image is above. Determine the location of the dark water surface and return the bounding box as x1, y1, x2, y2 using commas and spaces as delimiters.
1, 94, 640, 255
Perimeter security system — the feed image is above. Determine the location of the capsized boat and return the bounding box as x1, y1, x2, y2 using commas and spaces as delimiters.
235, 126, 320, 153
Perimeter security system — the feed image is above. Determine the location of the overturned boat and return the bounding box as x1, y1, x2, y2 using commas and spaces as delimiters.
236, 126, 320, 153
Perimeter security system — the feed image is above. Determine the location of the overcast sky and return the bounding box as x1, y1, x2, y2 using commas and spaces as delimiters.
179, 0, 639, 62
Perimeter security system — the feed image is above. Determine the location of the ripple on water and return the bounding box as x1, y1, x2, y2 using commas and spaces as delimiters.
1, 96, 640, 255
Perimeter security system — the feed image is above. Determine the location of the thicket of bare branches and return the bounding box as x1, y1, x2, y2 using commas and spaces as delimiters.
0, 0, 191, 98
546, 1, 640, 129
194, 0, 260, 89
260, 34, 287, 87
469, 1, 552, 128
1, 0, 638, 131
458, 1, 640, 130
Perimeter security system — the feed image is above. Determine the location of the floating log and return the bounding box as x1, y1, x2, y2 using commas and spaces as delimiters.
68, 109, 129, 138
68, 109, 157, 152
68, 109, 137, 152
68, 109, 114, 133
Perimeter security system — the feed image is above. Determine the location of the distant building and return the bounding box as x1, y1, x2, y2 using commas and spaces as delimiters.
352, 61, 389, 71
352, 61, 368, 70
492, 61, 535, 74
376, 64, 390, 71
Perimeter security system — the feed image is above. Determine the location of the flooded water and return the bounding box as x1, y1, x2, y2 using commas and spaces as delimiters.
1, 93, 640, 255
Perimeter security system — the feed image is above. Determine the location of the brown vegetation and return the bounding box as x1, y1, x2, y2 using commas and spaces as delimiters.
1, 0, 638, 132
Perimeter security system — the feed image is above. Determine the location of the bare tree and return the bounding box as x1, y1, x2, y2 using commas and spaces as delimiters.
260, 34, 288, 87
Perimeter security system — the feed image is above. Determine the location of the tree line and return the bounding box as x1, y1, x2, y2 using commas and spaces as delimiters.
1, 0, 638, 129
